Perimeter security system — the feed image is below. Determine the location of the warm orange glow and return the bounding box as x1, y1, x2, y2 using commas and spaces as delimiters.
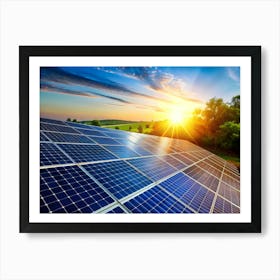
168, 109, 184, 124
167, 104, 187, 125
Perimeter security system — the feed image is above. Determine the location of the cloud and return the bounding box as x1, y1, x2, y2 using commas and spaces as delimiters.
40, 67, 165, 104
227, 68, 240, 82
40, 83, 131, 104
115, 67, 202, 104
40, 83, 95, 98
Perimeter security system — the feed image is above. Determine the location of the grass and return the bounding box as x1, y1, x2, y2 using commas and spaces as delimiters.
102, 121, 154, 134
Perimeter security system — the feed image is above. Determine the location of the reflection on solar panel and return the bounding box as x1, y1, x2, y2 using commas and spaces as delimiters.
58, 144, 117, 163
40, 118, 240, 214
75, 128, 107, 137
44, 131, 94, 144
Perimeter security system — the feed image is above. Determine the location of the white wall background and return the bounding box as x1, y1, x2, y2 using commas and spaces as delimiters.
0, 0, 279, 279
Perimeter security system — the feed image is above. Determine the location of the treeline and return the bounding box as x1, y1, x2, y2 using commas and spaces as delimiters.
66, 118, 101, 126
151, 95, 240, 156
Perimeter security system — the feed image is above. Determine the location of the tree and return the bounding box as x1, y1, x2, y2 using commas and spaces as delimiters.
137, 125, 143, 133
72, 119, 77, 122
145, 124, 150, 129
128, 126, 132, 131
190, 95, 240, 154
115, 126, 119, 130
202, 97, 233, 134
66, 118, 71, 122
229, 95, 240, 123
217, 121, 240, 153
91, 120, 101, 126
230, 95, 240, 108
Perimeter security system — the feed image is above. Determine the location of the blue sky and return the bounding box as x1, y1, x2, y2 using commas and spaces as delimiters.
40, 66, 240, 121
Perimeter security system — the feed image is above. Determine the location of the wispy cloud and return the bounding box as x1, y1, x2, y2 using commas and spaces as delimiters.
40, 67, 167, 104
40, 82, 131, 104
227, 68, 240, 82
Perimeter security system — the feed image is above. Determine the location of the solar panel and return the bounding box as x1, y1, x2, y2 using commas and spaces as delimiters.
127, 145, 153, 156
127, 157, 177, 181
66, 121, 99, 130
102, 131, 130, 139
75, 128, 107, 137
104, 145, 140, 159
40, 143, 73, 166
40, 118, 240, 214
58, 144, 117, 163
40, 132, 49, 142
88, 136, 121, 145
157, 155, 187, 170
184, 165, 219, 192
40, 118, 66, 125
44, 131, 94, 144
106, 206, 126, 213
124, 186, 194, 213
83, 161, 153, 199
213, 196, 239, 213
40, 122, 80, 134
172, 153, 195, 166
40, 165, 115, 213
159, 173, 215, 213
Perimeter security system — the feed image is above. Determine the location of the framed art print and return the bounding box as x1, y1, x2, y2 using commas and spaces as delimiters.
19, 46, 261, 233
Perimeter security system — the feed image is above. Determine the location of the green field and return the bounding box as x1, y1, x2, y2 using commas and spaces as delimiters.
102, 121, 154, 134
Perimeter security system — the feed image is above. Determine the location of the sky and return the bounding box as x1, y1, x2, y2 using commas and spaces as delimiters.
40, 66, 240, 121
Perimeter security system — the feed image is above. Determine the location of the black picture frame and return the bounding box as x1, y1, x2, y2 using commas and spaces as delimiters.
20, 46, 261, 233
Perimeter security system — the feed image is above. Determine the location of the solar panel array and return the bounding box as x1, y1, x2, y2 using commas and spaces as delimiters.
40, 118, 240, 214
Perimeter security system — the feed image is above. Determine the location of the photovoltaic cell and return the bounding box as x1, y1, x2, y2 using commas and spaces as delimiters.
196, 161, 222, 179
40, 165, 115, 213
44, 131, 94, 144
159, 173, 214, 213
203, 157, 224, 171
172, 153, 195, 166
40, 143, 73, 166
107, 206, 126, 213
83, 161, 153, 199
104, 145, 140, 159
40, 132, 49, 142
127, 157, 177, 181
218, 182, 240, 206
75, 128, 107, 137
40, 122, 80, 134
112, 137, 136, 145
223, 168, 240, 182
213, 196, 240, 213
58, 144, 117, 163
157, 155, 186, 170
124, 186, 194, 213
88, 136, 121, 145
184, 165, 219, 192
66, 122, 100, 130
103, 131, 130, 139
40, 118, 66, 125
221, 173, 240, 190
126, 145, 153, 156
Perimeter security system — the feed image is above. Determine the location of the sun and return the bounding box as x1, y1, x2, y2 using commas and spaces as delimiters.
168, 107, 185, 125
